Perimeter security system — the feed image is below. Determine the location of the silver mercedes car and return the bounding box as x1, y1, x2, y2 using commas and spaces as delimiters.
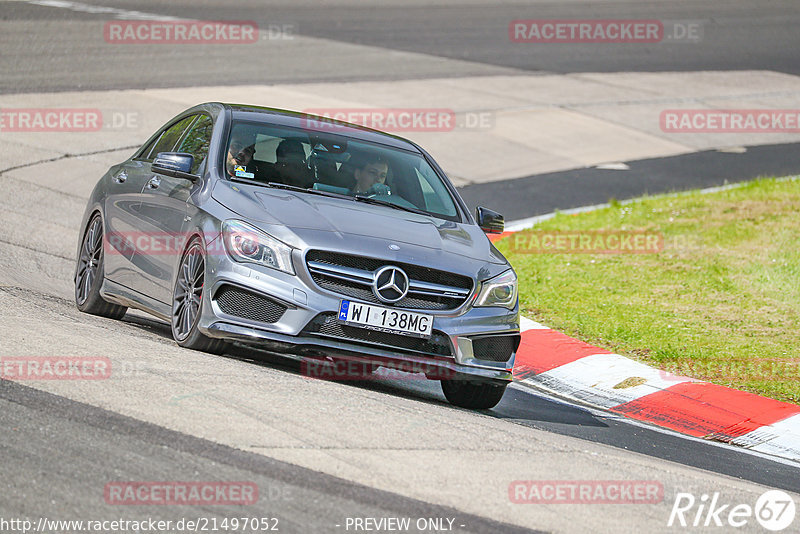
74, 103, 520, 409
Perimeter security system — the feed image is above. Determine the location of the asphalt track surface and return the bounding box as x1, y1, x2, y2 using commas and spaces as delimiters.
458, 141, 800, 220
3, 0, 800, 93
0, 378, 538, 534
2, 1, 800, 532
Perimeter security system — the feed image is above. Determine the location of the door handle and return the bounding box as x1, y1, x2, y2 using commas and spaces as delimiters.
114, 171, 128, 184
147, 176, 161, 189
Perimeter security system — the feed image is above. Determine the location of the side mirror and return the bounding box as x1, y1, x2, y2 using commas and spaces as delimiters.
476, 206, 504, 234
152, 152, 197, 181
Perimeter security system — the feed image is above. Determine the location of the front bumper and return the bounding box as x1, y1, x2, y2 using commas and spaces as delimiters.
198, 247, 520, 384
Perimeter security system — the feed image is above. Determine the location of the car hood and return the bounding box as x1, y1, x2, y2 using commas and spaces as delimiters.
211, 180, 508, 270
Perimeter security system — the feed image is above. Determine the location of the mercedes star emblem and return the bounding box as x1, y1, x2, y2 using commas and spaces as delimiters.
372, 266, 409, 303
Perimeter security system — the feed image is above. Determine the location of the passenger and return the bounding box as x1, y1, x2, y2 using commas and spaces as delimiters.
276, 139, 306, 164
226, 133, 259, 178
349, 152, 391, 196
271, 138, 313, 188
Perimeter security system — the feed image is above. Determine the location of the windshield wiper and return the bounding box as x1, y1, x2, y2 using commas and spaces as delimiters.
229, 178, 429, 215
228, 178, 351, 199
228, 175, 268, 187
265, 182, 352, 199
353, 195, 429, 216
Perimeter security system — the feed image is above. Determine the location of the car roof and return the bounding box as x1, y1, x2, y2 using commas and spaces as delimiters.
222, 103, 422, 153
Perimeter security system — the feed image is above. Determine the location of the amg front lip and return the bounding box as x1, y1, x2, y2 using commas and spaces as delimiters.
203, 321, 514, 384
200, 244, 518, 380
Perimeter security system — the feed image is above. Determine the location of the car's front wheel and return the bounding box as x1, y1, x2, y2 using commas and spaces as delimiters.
171, 237, 227, 354
75, 213, 127, 319
440, 379, 507, 410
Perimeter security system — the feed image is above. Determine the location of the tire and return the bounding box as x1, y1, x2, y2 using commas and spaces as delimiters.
440, 379, 508, 410
75, 213, 128, 319
171, 237, 228, 354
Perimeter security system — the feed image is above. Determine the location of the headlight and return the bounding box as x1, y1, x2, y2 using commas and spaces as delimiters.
222, 220, 295, 275
474, 269, 517, 310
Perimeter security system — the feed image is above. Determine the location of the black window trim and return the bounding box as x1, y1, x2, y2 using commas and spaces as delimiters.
219, 118, 467, 224
133, 114, 199, 162
177, 113, 214, 175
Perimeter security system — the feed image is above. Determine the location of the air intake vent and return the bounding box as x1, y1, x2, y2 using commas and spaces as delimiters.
470, 334, 519, 363
214, 285, 287, 324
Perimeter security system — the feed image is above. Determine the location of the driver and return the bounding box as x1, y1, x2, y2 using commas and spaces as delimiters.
350, 152, 390, 196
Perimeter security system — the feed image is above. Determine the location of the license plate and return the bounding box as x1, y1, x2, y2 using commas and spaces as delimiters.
338, 300, 433, 338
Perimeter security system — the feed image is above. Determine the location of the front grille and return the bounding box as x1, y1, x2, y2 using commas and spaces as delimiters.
470, 334, 520, 362
305, 250, 473, 311
214, 285, 287, 324
302, 313, 453, 358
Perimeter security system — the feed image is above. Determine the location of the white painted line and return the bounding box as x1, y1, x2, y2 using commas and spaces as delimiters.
510, 381, 800, 469
520, 316, 548, 331
595, 162, 630, 170
736, 413, 800, 460
530, 353, 697, 409
19, 0, 184, 20
506, 203, 610, 232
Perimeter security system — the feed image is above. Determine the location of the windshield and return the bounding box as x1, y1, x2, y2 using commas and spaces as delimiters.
224, 120, 461, 221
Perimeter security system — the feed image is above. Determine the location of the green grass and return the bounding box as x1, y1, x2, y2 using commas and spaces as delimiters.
497, 177, 800, 404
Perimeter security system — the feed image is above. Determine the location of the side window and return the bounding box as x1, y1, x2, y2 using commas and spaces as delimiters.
146, 115, 197, 160
176, 114, 214, 174
414, 167, 456, 216
137, 135, 159, 160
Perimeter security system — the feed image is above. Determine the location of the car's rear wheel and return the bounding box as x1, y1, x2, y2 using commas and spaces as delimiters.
171, 238, 228, 354
440, 379, 507, 410
75, 214, 127, 319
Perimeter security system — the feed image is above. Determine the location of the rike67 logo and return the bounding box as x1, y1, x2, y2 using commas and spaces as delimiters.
668, 490, 796, 531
